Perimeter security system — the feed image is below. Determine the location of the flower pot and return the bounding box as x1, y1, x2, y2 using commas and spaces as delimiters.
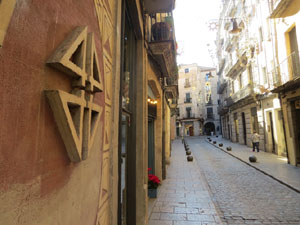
213, 141, 217, 144
219, 143, 223, 147
148, 188, 157, 198
186, 150, 191, 155
226, 146, 232, 151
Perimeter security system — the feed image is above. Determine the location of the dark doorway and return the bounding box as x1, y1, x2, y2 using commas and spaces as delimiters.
227, 115, 231, 140
189, 126, 194, 136
118, 3, 136, 224
204, 122, 215, 135
148, 118, 155, 173
269, 112, 275, 153
291, 100, 300, 164
242, 112, 247, 145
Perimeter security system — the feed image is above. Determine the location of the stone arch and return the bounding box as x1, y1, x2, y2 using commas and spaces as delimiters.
204, 122, 215, 136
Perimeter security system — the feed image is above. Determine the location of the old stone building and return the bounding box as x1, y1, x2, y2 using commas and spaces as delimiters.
177, 64, 220, 137
216, 0, 300, 165
0, 0, 178, 225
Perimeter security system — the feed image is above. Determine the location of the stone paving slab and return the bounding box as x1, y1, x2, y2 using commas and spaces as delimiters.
206, 136, 300, 193
148, 139, 224, 225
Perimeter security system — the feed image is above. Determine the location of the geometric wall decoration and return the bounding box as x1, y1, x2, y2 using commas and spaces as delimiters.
96, 202, 109, 225
104, 61, 113, 106
99, 151, 110, 204
103, 107, 111, 150
103, 11, 114, 62
45, 26, 104, 162
0, 0, 17, 47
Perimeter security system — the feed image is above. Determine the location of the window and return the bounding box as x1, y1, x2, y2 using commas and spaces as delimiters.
186, 107, 191, 118
184, 68, 189, 73
207, 107, 213, 119
185, 93, 191, 103
184, 78, 190, 88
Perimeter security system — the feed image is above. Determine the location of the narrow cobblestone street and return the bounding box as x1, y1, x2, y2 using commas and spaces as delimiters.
149, 137, 300, 225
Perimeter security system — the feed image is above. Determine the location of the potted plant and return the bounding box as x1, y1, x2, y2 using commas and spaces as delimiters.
151, 22, 171, 41
148, 168, 161, 198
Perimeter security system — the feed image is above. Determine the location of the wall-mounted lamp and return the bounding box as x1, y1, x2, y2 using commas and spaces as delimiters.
229, 18, 242, 34
148, 98, 158, 105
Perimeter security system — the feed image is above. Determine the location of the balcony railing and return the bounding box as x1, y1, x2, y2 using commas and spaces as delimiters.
148, 13, 175, 43
147, 13, 177, 78
217, 80, 228, 94
182, 113, 195, 119
206, 113, 214, 120
165, 77, 178, 86
272, 51, 300, 87
184, 98, 192, 103
225, 84, 254, 107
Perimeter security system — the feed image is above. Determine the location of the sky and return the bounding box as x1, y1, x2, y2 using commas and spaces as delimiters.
173, 0, 222, 67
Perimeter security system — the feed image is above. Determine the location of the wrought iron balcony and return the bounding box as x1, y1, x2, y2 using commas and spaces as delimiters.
272, 51, 300, 92
218, 105, 229, 115
165, 77, 178, 100
181, 113, 196, 120
225, 84, 254, 107
184, 98, 192, 103
217, 80, 228, 94
147, 13, 177, 78
206, 113, 214, 120
225, 52, 247, 79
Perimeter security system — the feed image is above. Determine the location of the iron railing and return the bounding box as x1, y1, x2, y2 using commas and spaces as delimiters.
184, 98, 192, 103
225, 84, 254, 106
206, 113, 214, 120
272, 51, 300, 86
148, 13, 175, 43
165, 77, 178, 86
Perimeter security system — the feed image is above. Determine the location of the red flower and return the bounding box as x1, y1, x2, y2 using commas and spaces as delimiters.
147, 170, 161, 189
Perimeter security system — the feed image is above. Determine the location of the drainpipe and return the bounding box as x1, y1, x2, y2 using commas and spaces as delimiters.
279, 93, 290, 163
162, 83, 166, 180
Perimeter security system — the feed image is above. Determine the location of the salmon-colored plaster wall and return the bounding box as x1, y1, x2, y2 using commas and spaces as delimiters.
0, 1, 105, 224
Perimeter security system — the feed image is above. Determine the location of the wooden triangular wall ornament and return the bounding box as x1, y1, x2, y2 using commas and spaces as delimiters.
45, 90, 84, 162
82, 99, 103, 160
46, 26, 88, 88
46, 26, 104, 163
86, 32, 104, 93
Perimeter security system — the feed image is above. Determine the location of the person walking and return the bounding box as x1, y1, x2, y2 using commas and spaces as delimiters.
251, 131, 260, 152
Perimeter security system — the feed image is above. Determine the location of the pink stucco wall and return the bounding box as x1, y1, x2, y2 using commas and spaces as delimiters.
0, 1, 105, 224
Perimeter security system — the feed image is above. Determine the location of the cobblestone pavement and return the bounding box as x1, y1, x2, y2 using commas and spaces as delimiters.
187, 136, 300, 225
206, 136, 300, 192
148, 139, 224, 225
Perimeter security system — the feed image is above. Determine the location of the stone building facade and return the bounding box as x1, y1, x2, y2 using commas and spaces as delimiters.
216, 0, 300, 165
177, 64, 220, 137
0, 0, 178, 225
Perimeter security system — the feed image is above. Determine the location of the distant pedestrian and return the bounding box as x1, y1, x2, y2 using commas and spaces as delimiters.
251, 131, 260, 152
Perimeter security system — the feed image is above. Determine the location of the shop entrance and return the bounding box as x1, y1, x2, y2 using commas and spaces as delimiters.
291, 100, 300, 164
